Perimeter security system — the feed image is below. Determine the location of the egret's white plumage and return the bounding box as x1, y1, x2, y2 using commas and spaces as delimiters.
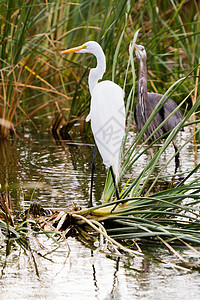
87, 80, 125, 175
62, 41, 125, 177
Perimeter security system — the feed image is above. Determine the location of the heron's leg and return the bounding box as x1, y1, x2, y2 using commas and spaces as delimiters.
172, 139, 180, 174
89, 143, 97, 208
110, 166, 120, 212
149, 147, 154, 159
147, 140, 154, 159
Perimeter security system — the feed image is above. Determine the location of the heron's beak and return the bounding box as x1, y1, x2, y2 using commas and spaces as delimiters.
61, 45, 86, 54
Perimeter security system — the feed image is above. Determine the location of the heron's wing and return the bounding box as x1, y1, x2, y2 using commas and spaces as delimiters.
163, 98, 183, 131
147, 93, 182, 136
90, 80, 125, 175
135, 93, 164, 139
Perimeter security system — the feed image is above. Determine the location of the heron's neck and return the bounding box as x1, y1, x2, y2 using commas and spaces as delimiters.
88, 48, 106, 93
138, 58, 148, 102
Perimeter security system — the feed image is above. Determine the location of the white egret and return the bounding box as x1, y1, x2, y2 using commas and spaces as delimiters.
62, 41, 125, 207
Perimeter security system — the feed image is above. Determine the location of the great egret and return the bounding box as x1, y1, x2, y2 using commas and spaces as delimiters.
134, 44, 182, 171
62, 41, 125, 206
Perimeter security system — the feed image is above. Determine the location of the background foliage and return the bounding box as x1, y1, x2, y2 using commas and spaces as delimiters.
0, 0, 199, 139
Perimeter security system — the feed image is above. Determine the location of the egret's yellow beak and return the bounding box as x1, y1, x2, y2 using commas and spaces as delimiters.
61, 45, 86, 54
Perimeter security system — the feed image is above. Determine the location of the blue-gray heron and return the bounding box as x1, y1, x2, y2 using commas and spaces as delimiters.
134, 44, 182, 169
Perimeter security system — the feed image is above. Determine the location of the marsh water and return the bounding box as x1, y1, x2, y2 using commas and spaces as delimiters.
0, 126, 200, 300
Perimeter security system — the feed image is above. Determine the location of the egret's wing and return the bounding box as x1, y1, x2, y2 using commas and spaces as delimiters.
90, 80, 125, 176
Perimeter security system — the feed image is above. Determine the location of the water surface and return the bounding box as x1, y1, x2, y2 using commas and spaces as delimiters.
0, 127, 200, 299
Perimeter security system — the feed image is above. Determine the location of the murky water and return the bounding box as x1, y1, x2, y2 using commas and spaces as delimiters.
0, 127, 199, 300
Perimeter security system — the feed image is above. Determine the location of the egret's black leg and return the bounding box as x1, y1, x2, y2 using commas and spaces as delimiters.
110, 166, 120, 213
172, 140, 180, 174
89, 143, 97, 208
110, 166, 120, 200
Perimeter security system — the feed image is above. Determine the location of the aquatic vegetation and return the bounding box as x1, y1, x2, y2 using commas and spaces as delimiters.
1, 151, 200, 270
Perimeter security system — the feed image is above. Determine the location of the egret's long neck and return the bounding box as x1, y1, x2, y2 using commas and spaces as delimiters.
88, 48, 106, 93
138, 57, 148, 104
